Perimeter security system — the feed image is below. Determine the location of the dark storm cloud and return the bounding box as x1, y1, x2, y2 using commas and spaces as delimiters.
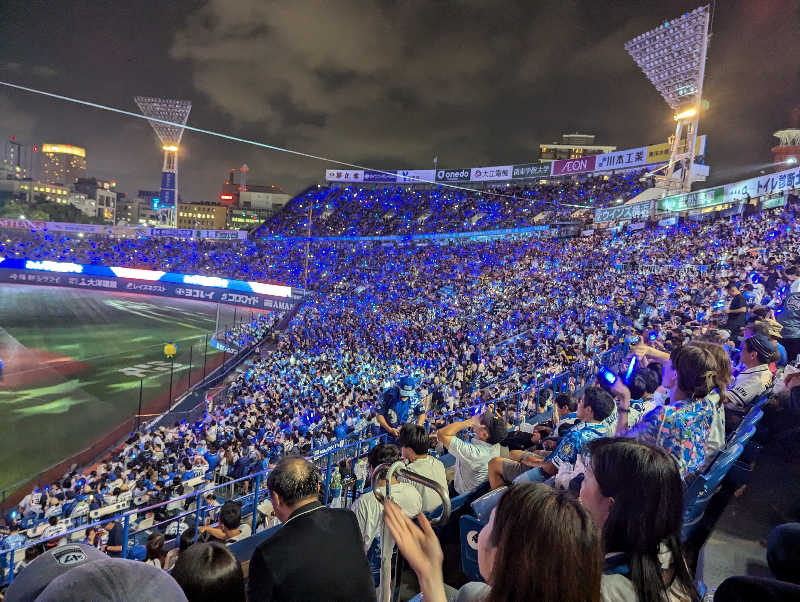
0, 0, 798, 198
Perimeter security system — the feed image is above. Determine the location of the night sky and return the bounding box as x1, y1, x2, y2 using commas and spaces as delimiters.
1, 0, 798, 200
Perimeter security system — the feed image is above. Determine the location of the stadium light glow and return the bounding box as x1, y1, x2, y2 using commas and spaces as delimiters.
674, 107, 698, 120
248, 281, 293, 298
110, 266, 165, 280
786, 157, 798, 165
162, 144, 179, 152
25, 260, 83, 273
183, 274, 229, 288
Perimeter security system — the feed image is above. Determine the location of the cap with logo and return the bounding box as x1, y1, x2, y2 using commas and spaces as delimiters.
5, 543, 187, 602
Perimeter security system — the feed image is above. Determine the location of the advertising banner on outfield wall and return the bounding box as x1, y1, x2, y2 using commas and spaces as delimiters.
325, 169, 364, 182
551, 155, 597, 176
470, 165, 513, 182
593, 200, 652, 223
396, 169, 436, 183
512, 162, 552, 179
723, 165, 800, 202
0, 269, 298, 311
594, 147, 648, 172
362, 170, 397, 182
435, 168, 472, 182
656, 186, 725, 213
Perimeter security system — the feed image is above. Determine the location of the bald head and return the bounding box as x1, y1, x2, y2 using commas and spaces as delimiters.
267, 457, 321, 509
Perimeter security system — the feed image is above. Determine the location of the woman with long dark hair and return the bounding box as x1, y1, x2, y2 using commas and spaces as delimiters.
580, 437, 700, 602
384, 482, 602, 602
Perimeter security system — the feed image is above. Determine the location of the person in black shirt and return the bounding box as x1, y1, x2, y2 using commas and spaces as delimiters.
103, 519, 124, 557
248, 457, 375, 602
722, 282, 748, 338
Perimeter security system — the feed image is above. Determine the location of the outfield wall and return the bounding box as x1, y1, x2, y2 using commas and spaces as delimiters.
0, 258, 305, 312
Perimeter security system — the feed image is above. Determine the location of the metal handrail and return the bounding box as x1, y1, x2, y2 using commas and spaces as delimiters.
370, 460, 451, 602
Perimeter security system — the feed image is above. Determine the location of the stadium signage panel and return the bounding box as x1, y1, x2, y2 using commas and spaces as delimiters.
656, 186, 724, 213
723, 165, 800, 202
594, 147, 648, 172
470, 165, 513, 182
325, 169, 363, 182
362, 170, 397, 182
645, 135, 707, 165
435, 168, 472, 182
658, 216, 679, 227
0, 219, 247, 240
628, 221, 647, 231
396, 169, 436, 183
551, 155, 597, 176
581, 229, 594, 236
512, 162, 552, 179
593, 200, 653, 223
0, 258, 301, 311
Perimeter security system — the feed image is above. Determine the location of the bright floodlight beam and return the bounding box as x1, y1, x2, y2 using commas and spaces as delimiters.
625, 5, 711, 193
134, 97, 192, 225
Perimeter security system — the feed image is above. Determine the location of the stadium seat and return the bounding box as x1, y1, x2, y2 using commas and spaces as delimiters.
683, 443, 743, 540
459, 515, 485, 582
470, 486, 507, 523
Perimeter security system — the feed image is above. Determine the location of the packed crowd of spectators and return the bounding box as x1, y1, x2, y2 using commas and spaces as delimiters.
259, 171, 648, 237
1, 190, 799, 599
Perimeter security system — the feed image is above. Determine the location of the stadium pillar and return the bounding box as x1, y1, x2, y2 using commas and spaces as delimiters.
202, 334, 208, 379
233, 306, 237, 329
168, 357, 174, 412
187, 344, 193, 391
136, 379, 143, 431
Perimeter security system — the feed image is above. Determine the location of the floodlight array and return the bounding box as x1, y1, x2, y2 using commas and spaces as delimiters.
625, 5, 710, 110
134, 97, 192, 145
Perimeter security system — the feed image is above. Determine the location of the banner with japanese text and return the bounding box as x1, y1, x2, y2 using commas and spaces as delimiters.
593, 200, 653, 223
512, 162, 552, 179
656, 186, 724, 213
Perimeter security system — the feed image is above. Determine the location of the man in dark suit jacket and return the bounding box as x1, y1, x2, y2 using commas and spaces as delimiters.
248, 457, 376, 601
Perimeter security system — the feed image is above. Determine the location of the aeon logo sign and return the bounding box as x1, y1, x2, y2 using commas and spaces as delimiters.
552, 155, 597, 176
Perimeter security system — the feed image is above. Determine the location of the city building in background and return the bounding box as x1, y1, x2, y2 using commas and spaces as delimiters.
176, 200, 228, 230
772, 105, 800, 170
74, 177, 116, 223
40, 143, 87, 185
538, 133, 616, 162
219, 166, 291, 228
2, 136, 38, 180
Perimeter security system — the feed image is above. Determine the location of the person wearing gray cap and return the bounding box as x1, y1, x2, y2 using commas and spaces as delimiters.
4, 543, 187, 602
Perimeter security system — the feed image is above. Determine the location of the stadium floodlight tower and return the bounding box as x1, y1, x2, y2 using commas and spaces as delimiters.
625, 5, 711, 193
134, 97, 192, 226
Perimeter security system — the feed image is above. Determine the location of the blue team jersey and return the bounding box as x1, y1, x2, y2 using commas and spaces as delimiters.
380, 388, 423, 428
546, 422, 606, 466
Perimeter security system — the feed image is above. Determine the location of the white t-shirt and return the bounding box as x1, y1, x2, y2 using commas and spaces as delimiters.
351, 482, 422, 553
447, 437, 499, 495
402, 456, 449, 513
